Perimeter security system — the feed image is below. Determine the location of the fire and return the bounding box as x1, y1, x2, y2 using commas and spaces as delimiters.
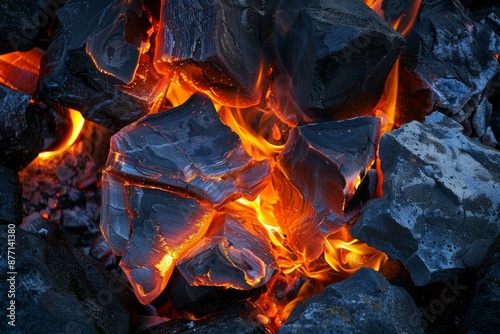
38, 109, 86, 159
0, 49, 43, 95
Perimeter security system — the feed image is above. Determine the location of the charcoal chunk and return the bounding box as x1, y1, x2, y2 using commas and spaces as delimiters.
106, 93, 271, 208
101, 173, 215, 305
176, 213, 277, 290
0, 226, 136, 334
39, 0, 168, 129
0, 165, 22, 225
401, 0, 500, 120
278, 268, 423, 334
351, 112, 500, 285
276, 0, 404, 121
154, 0, 274, 107
278, 116, 380, 226
0, 85, 45, 170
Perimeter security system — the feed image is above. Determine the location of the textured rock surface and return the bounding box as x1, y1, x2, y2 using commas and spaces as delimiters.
278, 268, 423, 334
276, 0, 404, 121
352, 112, 500, 285
39, 0, 168, 129
278, 117, 380, 230
465, 252, 500, 333
105, 93, 271, 208
401, 0, 500, 121
0, 226, 136, 334
154, 0, 274, 107
0, 165, 22, 225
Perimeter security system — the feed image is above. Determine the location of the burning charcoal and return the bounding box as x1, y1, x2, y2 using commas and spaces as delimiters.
278, 268, 423, 334
400, 0, 500, 120
166, 268, 263, 319
351, 112, 500, 286
0, 0, 65, 54
277, 117, 380, 228
153, 0, 274, 107
381, 0, 414, 21
102, 173, 215, 305
0, 85, 46, 170
0, 226, 136, 334
0, 49, 43, 95
472, 97, 492, 138
465, 253, 500, 333
275, 0, 404, 120
20, 212, 60, 235
39, 0, 168, 129
176, 213, 277, 290
106, 93, 271, 208
0, 165, 22, 225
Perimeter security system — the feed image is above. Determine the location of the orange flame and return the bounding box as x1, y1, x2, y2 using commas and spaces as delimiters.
38, 109, 86, 159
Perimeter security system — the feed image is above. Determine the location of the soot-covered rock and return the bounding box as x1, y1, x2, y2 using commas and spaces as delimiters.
278, 267, 423, 334
465, 252, 500, 333
176, 213, 277, 291
101, 173, 215, 305
0, 165, 22, 225
0, 226, 136, 334
351, 112, 500, 286
0, 85, 45, 170
39, 0, 168, 129
278, 116, 380, 231
401, 0, 500, 120
106, 93, 271, 208
0, 0, 66, 54
276, 0, 404, 121
154, 0, 274, 107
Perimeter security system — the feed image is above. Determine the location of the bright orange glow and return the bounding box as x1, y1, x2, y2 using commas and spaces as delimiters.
392, 0, 422, 36
38, 109, 86, 159
364, 0, 384, 17
0, 49, 43, 95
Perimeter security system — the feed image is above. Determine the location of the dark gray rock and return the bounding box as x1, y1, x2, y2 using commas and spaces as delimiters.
278, 267, 423, 334
0, 226, 136, 334
351, 112, 500, 286
0, 165, 22, 225
154, 0, 274, 107
38, 0, 167, 129
0, 85, 45, 170
105, 93, 271, 208
0, 0, 66, 54
465, 253, 500, 333
472, 97, 492, 137
401, 0, 500, 120
276, 0, 404, 121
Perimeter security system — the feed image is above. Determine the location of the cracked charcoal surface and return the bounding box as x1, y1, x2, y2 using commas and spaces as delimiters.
0, 226, 135, 334
102, 173, 215, 305
278, 267, 424, 334
106, 92, 271, 208
278, 116, 380, 229
276, 0, 404, 121
351, 112, 500, 286
154, 0, 274, 107
401, 0, 500, 120
177, 213, 277, 290
38, 0, 167, 130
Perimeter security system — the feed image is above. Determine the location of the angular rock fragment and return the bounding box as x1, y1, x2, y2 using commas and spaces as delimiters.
0, 165, 22, 225
276, 0, 404, 120
400, 0, 500, 121
39, 0, 168, 129
351, 112, 500, 286
154, 0, 274, 107
101, 173, 215, 304
106, 93, 271, 208
101, 93, 272, 304
278, 116, 380, 229
278, 268, 423, 334
0, 226, 136, 334
177, 213, 277, 290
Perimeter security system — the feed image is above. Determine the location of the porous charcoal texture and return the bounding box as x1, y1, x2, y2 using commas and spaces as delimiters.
352, 112, 500, 285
